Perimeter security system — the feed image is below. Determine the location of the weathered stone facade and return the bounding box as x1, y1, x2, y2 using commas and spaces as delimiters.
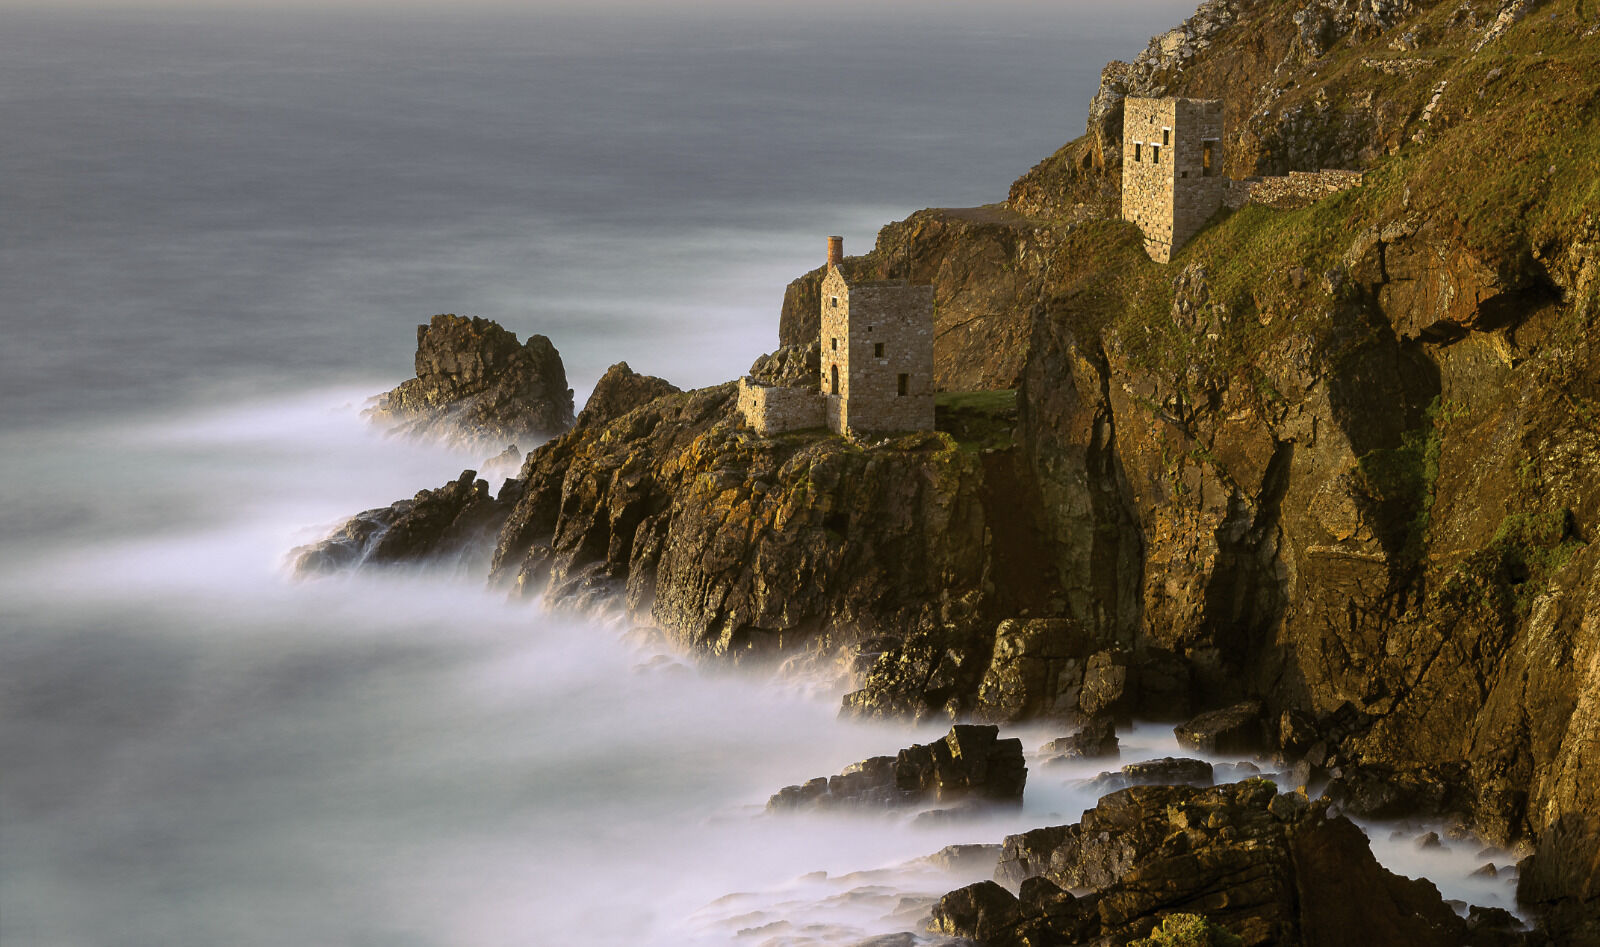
819, 257, 935, 435
737, 237, 936, 437
1224, 169, 1364, 210
1121, 97, 1225, 263
736, 376, 824, 434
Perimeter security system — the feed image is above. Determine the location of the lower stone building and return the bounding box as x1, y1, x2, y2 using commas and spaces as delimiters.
738, 236, 937, 437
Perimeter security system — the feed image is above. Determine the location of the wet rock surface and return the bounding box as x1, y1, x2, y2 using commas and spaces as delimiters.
1040, 716, 1119, 763
1174, 700, 1268, 756
369, 314, 574, 446
291, 469, 513, 575
945, 781, 1473, 946
767, 725, 1025, 813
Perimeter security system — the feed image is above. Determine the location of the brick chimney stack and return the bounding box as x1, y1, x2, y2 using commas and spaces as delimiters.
826, 235, 844, 268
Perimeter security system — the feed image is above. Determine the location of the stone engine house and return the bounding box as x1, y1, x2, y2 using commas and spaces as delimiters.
819, 237, 935, 435
738, 236, 935, 437
1121, 96, 1224, 263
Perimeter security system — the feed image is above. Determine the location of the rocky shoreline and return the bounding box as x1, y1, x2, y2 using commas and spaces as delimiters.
296, 0, 1600, 940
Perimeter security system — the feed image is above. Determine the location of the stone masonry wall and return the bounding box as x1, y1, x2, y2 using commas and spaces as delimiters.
1223, 169, 1365, 210
819, 266, 935, 435
737, 377, 825, 434
1121, 97, 1224, 263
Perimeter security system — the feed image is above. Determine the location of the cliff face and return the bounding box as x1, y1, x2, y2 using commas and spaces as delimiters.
783, 0, 1600, 859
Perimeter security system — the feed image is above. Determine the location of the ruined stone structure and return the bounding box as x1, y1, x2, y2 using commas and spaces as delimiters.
1121, 97, 1225, 263
1224, 169, 1364, 210
737, 237, 935, 437
819, 242, 935, 435
736, 375, 823, 434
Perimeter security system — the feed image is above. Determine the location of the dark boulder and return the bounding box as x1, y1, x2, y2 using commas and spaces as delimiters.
767, 725, 1026, 813
929, 881, 1020, 942
1175, 700, 1268, 756
1121, 756, 1215, 786
1279, 709, 1320, 756
1079, 648, 1133, 719
369, 314, 574, 445
1041, 716, 1120, 763
974, 618, 1094, 723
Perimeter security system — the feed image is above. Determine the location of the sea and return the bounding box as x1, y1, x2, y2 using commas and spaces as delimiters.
0, 4, 1520, 945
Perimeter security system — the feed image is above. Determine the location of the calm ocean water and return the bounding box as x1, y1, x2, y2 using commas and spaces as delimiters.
0, 5, 1517, 945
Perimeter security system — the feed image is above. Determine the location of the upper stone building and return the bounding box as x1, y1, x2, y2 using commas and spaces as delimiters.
1121, 97, 1225, 263
737, 236, 935, 437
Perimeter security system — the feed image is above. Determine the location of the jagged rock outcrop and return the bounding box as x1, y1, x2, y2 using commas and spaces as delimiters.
942, 781, 1472, 946
747, 342, 820, 390
369, 314, 574, 445
291, 470, 514, 576
767, 725, 1025, 813
489, 382, 1010, 658
572, 361, 679, 431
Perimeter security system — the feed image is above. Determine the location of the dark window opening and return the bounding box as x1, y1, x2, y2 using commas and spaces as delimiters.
1181, 171, 1188, 178
830, 337, 837, 351
897, 374, 908, 397
874, 342, 884, 358
829, 296, 838, 308
1152, 145, 1161, 164
1133, 143, 1141, 162
1163, 128, 1170, 146
830, 364, 839, 395
1202, 141, 1215, 177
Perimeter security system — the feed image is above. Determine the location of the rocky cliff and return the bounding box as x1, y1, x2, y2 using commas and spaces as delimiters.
784, 0, 1600, 882
300, 0, 1600, 933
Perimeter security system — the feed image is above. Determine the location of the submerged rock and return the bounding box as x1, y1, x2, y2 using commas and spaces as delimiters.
767, 725, 1026, 813
291, 469, 514, 576
369, 314, 574, 446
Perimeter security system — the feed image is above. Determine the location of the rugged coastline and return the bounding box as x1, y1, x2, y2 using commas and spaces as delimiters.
296, 0, 1600, 940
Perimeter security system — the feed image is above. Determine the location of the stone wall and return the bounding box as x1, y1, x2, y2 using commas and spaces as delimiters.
736, 376, 824, 434
819, 266, 936, 435
1223, 169, 1364, 210
1121, 97, 1224, 263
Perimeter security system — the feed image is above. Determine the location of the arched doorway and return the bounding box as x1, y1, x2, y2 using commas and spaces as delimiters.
830, 364, 839, 395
